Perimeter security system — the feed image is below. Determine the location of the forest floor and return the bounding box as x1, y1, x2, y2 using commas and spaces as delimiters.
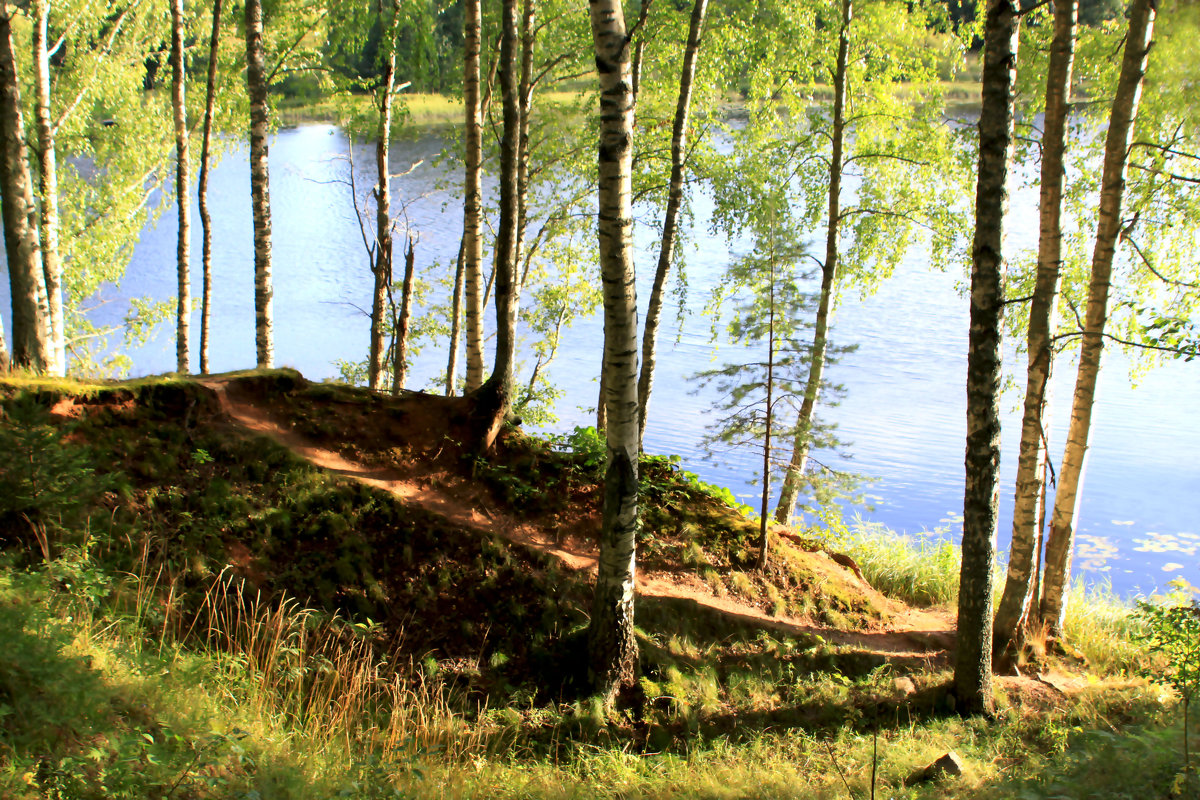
198, 372, 957, 665
0, 369, 1185, 800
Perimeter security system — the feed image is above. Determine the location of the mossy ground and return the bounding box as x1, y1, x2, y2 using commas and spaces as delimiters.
0, 371, 1191, 799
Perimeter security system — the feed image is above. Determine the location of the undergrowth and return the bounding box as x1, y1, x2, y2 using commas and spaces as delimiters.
0, 375, 1194, 799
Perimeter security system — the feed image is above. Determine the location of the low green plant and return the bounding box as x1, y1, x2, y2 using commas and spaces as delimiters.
1136, 599, 1200, 789
0, 396, 110, 558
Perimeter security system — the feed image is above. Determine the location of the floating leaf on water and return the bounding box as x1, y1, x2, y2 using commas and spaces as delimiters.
1134, 533, 1198, 556
1161, 562, 1185, 572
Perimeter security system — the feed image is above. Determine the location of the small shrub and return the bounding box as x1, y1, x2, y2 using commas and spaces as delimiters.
1136, 599, 1200, 786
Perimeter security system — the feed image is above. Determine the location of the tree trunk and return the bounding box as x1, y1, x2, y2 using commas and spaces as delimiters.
993, 0, 1076, 656
446, 238, 465, 395
637, 0, 708, 448
31, 0, 64, 376
0, 6, 50, 373
758, 259, 776, 572
171, 0, 191, 374
1041, 0, 1155, 636
244, 0, 273, 368
586, 0, 639, 703
370, 0, 400, 392
471, 0, 522, 446
198, 0, 223, 375
514, 0, 535, 292
463, 0, 486, 392
0, 312, 8, 372
488, 0, 521, 399
773, 0, 850, 525
391, 236, 416, 395
955, 0, 1019, 717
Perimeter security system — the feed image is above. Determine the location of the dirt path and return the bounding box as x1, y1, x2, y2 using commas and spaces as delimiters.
200, 378, 956, 661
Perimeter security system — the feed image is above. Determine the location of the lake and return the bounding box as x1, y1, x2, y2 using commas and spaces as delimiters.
3, 122, 1197, 598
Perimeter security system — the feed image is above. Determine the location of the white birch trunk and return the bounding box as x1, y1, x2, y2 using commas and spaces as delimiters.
773, 0, 851, 525
0, 4, 50, 373
31, 0, 64, 376
171, 0, 191, 374
1041, 0, 1155, 636
463, 0, 486, 391
198, 0, 223, 375
244, 0, 273, 368
637, 0, 708, 448
586, 0, 640, 701
993, 0, 1076, 654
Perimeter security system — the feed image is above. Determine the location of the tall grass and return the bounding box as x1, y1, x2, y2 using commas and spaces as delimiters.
837, 520, 1152, 673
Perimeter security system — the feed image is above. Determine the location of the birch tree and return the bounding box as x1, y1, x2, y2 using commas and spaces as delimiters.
1040, 0, 1157, 636
993, 0, 1077, 657
197, 0, 224, 375
955, 0, 1019, 717
462, 0, 486, 392
369, 0, 401, 392
245, 0, 273, 368
0, 3, 50, 373
171, 0, 191, 374
31, 0, 63, 376
636, 0, 708, 447
587, 0, 640, 702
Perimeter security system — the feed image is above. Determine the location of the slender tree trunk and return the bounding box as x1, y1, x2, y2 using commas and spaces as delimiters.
31, 0, 64, 376
471, 0, 521, 445
492, 0, 520, 393
758, 262, 776, 571
587, 0, 639, 702
198, 0, 223, 374
1041, 0, 1155, 636
171, 0, 191, 374
370, 0, 400, 391
0, 313, 8, 372
244, 0, 273, 368
954, 0, 1019, 717
463, 0, 486, 391
0, 6, 50, 373
514, 0, 534, 292
391, 235, 416, 395
993, 0, 1077, 656
596, 368, 607, 432
446, 239, 465, 395
773, 0, 850, 525
637, 0, 708, 448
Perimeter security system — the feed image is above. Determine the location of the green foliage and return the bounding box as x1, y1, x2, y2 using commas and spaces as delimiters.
557, 425, 606, 475
1136, 599, 1200, 784
0, 396, 108, 550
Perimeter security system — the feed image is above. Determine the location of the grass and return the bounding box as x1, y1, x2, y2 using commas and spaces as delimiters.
1, 375, 1195, 799
1, 555, 1187, 800
838, 520, 1160, 675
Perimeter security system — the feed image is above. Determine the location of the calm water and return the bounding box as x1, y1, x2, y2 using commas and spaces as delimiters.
4, 123, 1197, 597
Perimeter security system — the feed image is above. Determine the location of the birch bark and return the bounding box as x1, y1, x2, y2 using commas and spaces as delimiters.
993, 0, 1077, 655
773, 0, 851, 524
0, 4, 50, 373
31, 0, 64, 376
637, 0, 708, 447
369, 0, 400, 391
1041, 0, 1156, 636
245, 0, 273, 368
171, 0, 191, 374
198, 0, 223, 374
463, 0, 486, 391
586, 0, 640, 701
